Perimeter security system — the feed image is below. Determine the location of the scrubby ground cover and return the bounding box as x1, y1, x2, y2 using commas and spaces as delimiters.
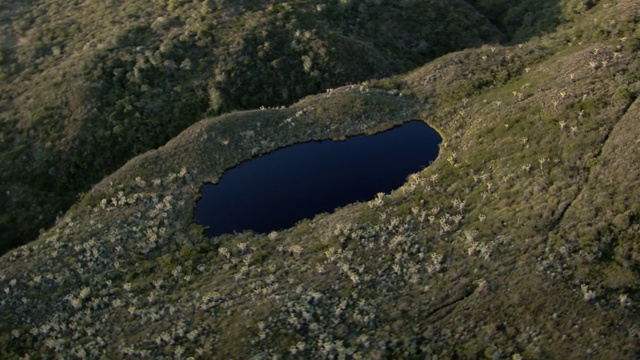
0, 0, 502, 253
0, 0, 640, 358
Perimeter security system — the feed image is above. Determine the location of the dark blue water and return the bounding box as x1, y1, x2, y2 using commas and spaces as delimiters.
195, 121, 441, 237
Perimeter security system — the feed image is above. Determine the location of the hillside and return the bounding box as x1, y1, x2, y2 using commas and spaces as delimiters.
0, 0, 502, 253
1, 0, 640, 358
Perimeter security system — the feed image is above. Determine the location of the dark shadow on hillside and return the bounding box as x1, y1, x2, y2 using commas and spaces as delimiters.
465, 0, 562, 44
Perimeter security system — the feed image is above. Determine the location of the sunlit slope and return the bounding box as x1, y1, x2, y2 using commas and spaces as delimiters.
0, 0, 639, 358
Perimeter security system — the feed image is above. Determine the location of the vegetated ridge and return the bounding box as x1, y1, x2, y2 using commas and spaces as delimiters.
0, 0, 502, 253
1, 0, 640, 358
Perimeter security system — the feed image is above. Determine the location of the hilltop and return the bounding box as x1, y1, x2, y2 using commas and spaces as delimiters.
1, 0, 640, 358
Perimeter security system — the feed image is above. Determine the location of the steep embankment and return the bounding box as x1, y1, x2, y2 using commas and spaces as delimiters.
0, 0, 639, 358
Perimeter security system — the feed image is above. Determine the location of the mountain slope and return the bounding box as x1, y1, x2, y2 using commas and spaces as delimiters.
1, 0, 640, 358
0, 0, 501, 254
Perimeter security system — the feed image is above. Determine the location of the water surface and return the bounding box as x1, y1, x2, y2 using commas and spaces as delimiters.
195, 121, 441, 237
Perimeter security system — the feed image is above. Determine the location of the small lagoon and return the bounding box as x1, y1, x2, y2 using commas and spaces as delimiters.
195, 120, 442, 237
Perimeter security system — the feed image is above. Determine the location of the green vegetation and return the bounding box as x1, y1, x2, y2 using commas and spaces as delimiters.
0, 0, 640, 358
468, 0, 562, 42
0, 0, 502, 253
